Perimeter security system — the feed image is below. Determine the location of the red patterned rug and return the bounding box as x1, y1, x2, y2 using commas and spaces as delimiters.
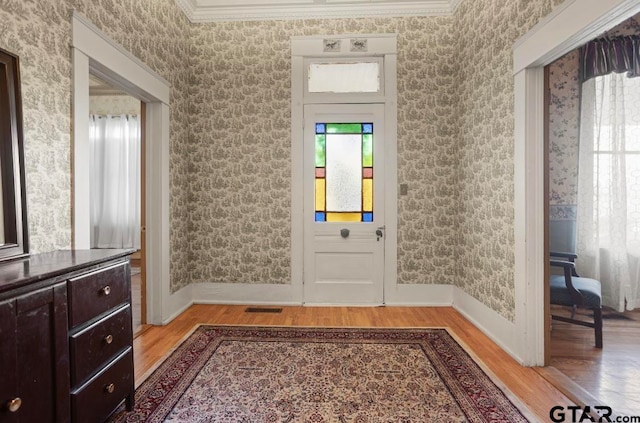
110, 326, 531, 422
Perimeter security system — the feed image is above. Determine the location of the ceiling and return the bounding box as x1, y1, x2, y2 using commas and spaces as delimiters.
175, 0, 463, 22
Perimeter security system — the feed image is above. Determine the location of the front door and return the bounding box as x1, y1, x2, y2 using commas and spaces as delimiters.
303, 104, 385, 305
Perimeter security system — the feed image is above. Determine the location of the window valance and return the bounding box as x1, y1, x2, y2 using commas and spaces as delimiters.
580, 36, 640, 82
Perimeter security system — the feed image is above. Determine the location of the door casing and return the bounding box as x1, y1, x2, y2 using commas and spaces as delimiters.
513, 0, 640, 365
72, 11, 171, 325
291, 34, 398, 305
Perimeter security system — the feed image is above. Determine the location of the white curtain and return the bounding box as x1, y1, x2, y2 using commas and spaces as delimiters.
577, 73, 640, 311
89, 114, 141, 249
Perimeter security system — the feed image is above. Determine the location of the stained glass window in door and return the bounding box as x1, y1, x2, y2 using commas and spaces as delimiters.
314, 123, 373, 222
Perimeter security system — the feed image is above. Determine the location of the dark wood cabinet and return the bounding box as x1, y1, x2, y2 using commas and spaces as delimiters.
0, 250, 134, 423
0, 283, 69, 423
0, 283, 70, 422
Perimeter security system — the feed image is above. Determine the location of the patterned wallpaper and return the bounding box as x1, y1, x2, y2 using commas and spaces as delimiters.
453, 0, 564, 320
189, 17, 459, 285
0, 1, 73, 251
548, 50, 580, 212
78, 0, 193, 293
0, 0, 591, 317
89, 94, 141, 116
0, 0, 193, 292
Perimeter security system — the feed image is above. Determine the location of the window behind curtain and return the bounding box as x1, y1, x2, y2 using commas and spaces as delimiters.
577, 72, 640, 311
588, 75, 640, 248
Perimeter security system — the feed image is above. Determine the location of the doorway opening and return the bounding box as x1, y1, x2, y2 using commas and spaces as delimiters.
88, 73, 148, 335
513, 0, 640, 365
543, 12, 640, 415
513, 0, 640, 414
72, 11, 171, 325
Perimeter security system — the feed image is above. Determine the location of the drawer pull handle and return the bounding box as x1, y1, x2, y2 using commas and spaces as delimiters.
104, 334, 114, 344
7, 397, 21, 412
105, 383, 115, 394
101, 285, 111, 296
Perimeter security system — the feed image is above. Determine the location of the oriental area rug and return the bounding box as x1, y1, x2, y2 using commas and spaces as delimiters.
109, 326, 531, 422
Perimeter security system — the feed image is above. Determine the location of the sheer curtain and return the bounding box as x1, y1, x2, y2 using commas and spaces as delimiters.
89, 114, 141, 249
576, 72, 640, 311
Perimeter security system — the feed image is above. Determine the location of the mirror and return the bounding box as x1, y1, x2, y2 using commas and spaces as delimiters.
0, 47, 28, 261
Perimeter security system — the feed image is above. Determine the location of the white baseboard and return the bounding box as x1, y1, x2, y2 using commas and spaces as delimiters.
162, 284, 193, 325
452, 287, 523, 364
385, 284, 524, 364
159, 281, 525, 364
191, 282, 303, 305
384, 283, 453, 306
190, 282, 454, 307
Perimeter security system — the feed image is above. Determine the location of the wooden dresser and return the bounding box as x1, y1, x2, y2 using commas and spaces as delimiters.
0, 249, 135, 423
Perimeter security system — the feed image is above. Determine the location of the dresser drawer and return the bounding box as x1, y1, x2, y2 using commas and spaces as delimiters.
68, 262, 130, 328
70, 304, 132, 386
71, 348, 134, 423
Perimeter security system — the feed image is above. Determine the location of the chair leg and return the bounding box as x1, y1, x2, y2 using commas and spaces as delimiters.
593, 307, 603, 348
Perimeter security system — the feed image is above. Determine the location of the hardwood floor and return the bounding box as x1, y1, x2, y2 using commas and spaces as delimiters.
550, 305, 640, 417
133, 305, 573, 421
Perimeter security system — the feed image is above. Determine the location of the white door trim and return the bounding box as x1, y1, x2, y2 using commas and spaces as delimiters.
291, 35, 397, 304
71, 11, 171, 325
513, 0, 640, 365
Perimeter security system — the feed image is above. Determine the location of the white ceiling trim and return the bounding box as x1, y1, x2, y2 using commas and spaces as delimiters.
449, 0, 463, 12
175, 0, 462, 23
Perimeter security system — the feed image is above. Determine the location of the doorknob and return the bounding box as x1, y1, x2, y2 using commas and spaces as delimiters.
376, 228, 383, 241
340, 228, 350, 238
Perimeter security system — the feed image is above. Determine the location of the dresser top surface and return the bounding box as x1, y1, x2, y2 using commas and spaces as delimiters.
0, 249, 135, 295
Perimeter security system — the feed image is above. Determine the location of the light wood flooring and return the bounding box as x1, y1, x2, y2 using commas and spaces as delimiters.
133, 305, 573, 421
549, 305, 640, 417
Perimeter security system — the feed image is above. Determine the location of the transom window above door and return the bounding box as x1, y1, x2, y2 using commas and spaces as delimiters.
308, 61, 381, 94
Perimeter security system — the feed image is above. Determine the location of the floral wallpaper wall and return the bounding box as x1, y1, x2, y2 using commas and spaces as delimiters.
0, 0, 193, 292
548, 50, 580, 252
0, 1, 74, 251
548, 51, 580, 212
79, 0, 193, 293
89, 94, 141, 116
2, 0, 608, 316
189, 17, 459, 285
453, 0, 564, 320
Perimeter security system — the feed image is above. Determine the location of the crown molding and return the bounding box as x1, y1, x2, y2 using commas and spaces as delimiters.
449, 0, 464, 13
175, 0, 198, 20
175, 0, 461, 23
